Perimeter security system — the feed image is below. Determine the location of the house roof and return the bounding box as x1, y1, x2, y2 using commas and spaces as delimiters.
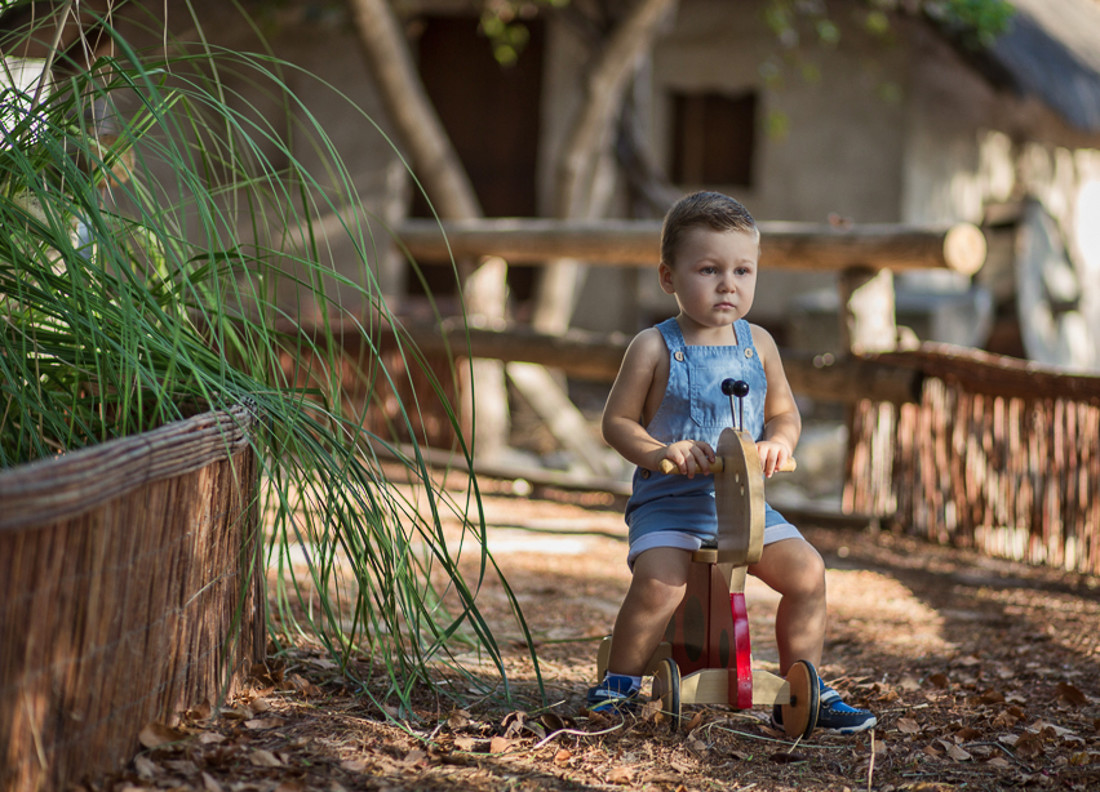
975, 0, 1100, 133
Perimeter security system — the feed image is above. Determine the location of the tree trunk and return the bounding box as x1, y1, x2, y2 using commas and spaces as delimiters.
346, 0, 510, 460
532, 0, 678, 335
345, 0, 481, 220
345, 0, 677, 472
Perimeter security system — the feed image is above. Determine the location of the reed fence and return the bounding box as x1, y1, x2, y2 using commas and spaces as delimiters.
0, 405, 265, 792
844, 344, 1100, 576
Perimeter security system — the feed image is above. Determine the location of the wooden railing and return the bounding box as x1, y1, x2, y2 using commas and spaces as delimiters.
395, 218, 987, 274
309, 218, 1099, 575
845, 344, 1100, 576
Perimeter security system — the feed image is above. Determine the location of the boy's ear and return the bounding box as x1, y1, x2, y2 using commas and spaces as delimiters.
658, 262, 676, 294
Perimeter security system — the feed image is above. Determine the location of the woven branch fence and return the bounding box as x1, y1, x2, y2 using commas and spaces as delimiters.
844, 344, 1100, 576
0, 405, 265, 792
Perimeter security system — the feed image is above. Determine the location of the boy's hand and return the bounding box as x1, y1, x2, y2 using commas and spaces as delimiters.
756, 440, 794, 478
658, 440, 716, 478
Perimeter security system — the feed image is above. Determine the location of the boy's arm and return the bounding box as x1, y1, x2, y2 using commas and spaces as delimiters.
751, 324, 802, 476
602, 329, 715, 474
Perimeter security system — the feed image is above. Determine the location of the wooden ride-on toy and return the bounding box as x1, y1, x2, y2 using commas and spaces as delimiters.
597, 379, 821, 740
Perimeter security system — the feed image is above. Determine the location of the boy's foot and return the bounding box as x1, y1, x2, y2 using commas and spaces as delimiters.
587, 674, 640, 713
772, 681, 876, 735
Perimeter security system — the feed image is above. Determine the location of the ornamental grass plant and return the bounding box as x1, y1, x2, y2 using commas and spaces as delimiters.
0, 1, 540, 716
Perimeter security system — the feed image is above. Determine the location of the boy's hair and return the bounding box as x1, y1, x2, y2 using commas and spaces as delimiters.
660, 191, 758, 267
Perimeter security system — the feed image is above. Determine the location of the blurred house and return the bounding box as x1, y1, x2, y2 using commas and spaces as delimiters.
108, 0, 1100, 369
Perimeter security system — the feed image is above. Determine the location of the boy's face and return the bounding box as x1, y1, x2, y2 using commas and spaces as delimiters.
658, 226, 760, 328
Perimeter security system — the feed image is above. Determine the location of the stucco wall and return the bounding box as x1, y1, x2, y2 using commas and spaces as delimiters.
117, 1, 411, 318
641, 1, 916, 326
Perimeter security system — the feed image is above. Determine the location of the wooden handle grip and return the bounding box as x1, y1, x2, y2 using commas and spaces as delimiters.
658, 457, 796, 475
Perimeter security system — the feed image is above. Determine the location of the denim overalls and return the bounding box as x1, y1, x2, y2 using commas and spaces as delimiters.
624, 317, 799, 565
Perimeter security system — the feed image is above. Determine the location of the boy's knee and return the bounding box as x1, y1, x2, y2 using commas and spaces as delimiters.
629, 574, 686, 612
773, 546, 826, 599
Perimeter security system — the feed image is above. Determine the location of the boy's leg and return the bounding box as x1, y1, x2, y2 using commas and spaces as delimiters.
588, 547, 692, 710
606, 546, 693, 675
751, 537, 876, 733
749, 537, 826, 674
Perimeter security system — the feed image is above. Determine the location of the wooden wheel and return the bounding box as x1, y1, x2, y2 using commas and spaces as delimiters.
781, 659, 820, 740
651, 657, 682, 731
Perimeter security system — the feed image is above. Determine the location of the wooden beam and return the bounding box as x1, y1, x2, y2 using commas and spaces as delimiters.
395, 218, 987, 275
307, 319, 922, 404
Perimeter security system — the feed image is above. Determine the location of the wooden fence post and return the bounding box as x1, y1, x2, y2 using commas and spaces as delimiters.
838, 266, 897, 355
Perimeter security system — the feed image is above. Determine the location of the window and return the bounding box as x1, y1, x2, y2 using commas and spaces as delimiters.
670, 90, 757, 187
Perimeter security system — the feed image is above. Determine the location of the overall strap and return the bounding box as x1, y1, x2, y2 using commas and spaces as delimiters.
656, 317, 686, 351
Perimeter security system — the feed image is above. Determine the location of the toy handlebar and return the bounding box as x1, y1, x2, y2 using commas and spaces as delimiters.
658, 456, 797, 475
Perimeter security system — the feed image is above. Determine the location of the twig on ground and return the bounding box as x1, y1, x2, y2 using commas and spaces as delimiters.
703, 722, 845, 750
867, 728, 876, 792
534, 721, 625, 749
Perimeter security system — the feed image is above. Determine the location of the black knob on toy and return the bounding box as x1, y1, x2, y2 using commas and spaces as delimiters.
721, 379, 749, 430
721, 379, 750, 398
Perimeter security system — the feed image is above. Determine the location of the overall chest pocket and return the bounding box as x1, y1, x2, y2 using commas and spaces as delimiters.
687, 354, 740, 429
686, 348, 767, 433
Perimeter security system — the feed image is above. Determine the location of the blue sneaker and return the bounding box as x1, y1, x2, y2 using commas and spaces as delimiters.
586, 674, 640, 713
773, 680, 876, 735
816, 684, 877, 733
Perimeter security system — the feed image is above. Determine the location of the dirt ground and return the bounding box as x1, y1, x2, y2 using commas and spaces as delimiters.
85, 480, 1100, 792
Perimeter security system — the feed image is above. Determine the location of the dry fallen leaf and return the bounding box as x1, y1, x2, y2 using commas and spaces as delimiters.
896, 717, 921, 734
540, 712, 567, 732
641, 699, 663, 722
132, 755, 159, 780
489, 736, 512, 754
201, 771, 224, 792
978, 688, 1005, 705
1028, 719, 1076, 738
244, 717, 286, 730
554, 749, 573, 764
164, 759, 199, 775
453, 736, 480, 752
448, 709, 472, 730
607, 765, 635, 785
1013, 733, 1045, 759
686, 736, 707, 754
249, 749, 283, 768
946, 743, 972, 761
138, 722, 186, 750
186, 701, 213, 721
288, 674, 322, 698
